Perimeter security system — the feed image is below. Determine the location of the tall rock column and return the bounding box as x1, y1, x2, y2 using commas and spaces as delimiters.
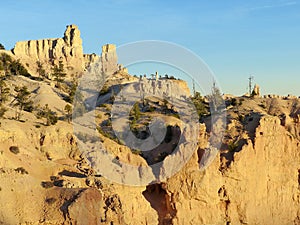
101, 44, 118, 75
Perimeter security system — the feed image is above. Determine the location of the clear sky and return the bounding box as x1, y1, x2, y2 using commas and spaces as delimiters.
0, 0, 299, 96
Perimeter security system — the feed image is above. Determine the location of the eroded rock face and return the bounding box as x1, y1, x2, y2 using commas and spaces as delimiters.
253, 84, 260, 96
101, 44, 118, 75
84, 53, 100, 69
67, 188, 103, 225
12, 24, 85, 76
11, 25, 124, 78
0, 103, 299, 224
164, 115, 300, 225
139, 78, 191, 98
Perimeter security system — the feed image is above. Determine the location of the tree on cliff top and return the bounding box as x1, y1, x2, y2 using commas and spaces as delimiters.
191, 91, 207, 117
208, 82, 224, 113
0, 43, 4, 50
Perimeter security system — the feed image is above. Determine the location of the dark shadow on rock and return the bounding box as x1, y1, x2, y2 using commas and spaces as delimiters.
58, 170, 86, 178
143, 183, 176, 225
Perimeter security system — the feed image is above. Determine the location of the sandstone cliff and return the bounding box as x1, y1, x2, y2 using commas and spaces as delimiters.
1, 87, 299, 224
11, 25, 123, 79
0, 73, 299, 224
101, 44, 118, 75
12, 25, 84, 77
163, 114, 300, 225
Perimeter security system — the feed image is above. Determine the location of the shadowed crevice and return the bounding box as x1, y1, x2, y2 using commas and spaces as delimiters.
143, 183, 176, 225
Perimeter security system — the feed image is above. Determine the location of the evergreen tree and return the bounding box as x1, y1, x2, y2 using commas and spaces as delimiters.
0, 78, 9, 104
0, 77, 9, 119
0, 106, 6, 118
0, 43, 4, 50
36, 61, 46, 79
52, 60, 66, 88
9, 60, 30, 76
37, 104, 58, 126
191, 91, 207, 117
129, 102, 141, 130
0, 53, 12, 74
64, 104, 72, 123
13, 86, 33, 120
0, 53, 30, 77
65, 78, 77, 103
208, 82, 224, 113
132, 102, 141, 121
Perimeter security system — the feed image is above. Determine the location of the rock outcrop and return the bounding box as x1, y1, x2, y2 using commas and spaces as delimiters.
1, 79, 300, 224
101, 44, 118, 75
138, 77, 191, 98
11, 25, 126, 78
12, 24, 85, 77
252, 84, 260, 96
84, 53, 100, 69
163, 115, 300, 225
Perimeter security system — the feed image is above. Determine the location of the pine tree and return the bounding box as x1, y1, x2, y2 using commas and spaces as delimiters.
208, 82, 223, 113
0, 78, 9, 119
37, 104, 58, 126
64, 104, 72, 123
0, 106, 6, 118
65, 78, 77, 103
13, 86, 33, 120
0, 78, 9, 104
36, 61, 46, 79
52, 60, 66, 88
0, 53, 12, 75
130, 102, 141, 129
0, 53, 30, 77
133, 102, 141, 121
9, 60, 30, 76
191, 91, 207, 117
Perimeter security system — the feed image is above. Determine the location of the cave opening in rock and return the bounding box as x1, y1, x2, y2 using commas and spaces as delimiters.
142, 183, 176, 225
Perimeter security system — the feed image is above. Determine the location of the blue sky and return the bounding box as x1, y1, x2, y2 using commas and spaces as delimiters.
0, 0, 299, 95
